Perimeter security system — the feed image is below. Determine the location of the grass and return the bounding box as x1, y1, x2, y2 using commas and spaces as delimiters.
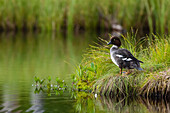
72, 33, 170, 98
0, 0, 169, 34
140, 69, 170, 97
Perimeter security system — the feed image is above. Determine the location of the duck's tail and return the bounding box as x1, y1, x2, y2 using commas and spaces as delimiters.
138, 60, 143, 63
136, 67, 143, 71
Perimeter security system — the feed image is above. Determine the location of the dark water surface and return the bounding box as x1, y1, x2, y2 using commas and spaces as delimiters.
0, 32, 169, 113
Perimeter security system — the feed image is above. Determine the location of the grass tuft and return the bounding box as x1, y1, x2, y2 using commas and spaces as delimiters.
93, 75, 139, 97
72, 33, 170, 98
140, 69, 170, 97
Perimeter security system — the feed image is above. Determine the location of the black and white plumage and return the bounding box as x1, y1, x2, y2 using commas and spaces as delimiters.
107, 36, 143, 74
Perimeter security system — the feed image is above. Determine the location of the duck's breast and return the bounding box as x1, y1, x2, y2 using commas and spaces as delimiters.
110, 52, 119, 66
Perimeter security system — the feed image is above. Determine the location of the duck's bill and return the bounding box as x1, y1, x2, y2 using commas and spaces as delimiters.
107, 41, 112, 45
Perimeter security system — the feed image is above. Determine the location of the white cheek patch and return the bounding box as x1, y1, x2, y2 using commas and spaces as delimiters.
116, 54, 123, 58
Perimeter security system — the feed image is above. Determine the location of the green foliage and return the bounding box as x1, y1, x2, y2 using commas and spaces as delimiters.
72, 62, 98, 91
94, 74, 141, 97
39, 79, 45, 85
72, 34, 170, 97
148, 34, 170, 65
56, 77, 67, 90
140, 69, 170, 97
34, 76, 45, 86
34, 76, 40, 85
0, 0, 169, 33
48, 76, 51, 82
33, 76, 67, 96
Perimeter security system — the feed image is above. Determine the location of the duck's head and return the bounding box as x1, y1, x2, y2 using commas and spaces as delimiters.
107, 36, 121, 47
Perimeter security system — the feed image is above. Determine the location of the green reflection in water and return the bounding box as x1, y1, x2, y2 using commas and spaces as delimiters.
0, 32, 169, 113
73, 92, 170, 113
0, 32, 98, 83
0, 32, 98, 112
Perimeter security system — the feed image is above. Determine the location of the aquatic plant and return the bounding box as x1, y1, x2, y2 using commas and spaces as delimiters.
72, 62, 97, 92
48, 76, 51, 82
34, 76, 45, 86
39, 79, 45, 86
33, 76, 68, 96
34, 76, 40, 86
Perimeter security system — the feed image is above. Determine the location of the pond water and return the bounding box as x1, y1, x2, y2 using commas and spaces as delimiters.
0, 32, 169, 113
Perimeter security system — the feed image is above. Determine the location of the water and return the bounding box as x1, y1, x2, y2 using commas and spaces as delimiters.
0, 32, 169, 113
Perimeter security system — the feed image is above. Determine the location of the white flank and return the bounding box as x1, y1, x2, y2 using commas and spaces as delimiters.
116, 54, 123, 58
122, 58, 127, 60
126, 58, 132, 61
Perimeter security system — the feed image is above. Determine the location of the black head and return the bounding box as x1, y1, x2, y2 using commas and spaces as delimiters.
107, 36, 121, 47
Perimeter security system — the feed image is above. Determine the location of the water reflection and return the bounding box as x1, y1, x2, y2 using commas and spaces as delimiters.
26, 90, 75, 113
140, 97, 170, 113
26, 92, 45, 113
100, 96, 170, 113
0, 82, 31, 113
0, 32, 97, 112
73, 92, 170, 113
0, 32, 98, 82
0, 94, 21, 112
0, 32, 169, 112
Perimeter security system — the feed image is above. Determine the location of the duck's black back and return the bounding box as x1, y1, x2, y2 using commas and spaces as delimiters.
113, 49, 143, 69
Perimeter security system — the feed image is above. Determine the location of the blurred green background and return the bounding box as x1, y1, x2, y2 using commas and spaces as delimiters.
0, 0, 169, 34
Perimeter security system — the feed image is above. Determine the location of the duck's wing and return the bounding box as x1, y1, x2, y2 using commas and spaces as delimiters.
115, 49, 143, 63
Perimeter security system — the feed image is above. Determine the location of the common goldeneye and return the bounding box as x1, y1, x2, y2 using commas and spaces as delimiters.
107, 36, 143, 74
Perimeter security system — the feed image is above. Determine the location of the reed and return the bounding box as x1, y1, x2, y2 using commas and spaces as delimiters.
0, 0, 169, 33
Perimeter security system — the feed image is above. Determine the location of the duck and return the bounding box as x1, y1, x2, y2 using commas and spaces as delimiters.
107, 36, 143, 74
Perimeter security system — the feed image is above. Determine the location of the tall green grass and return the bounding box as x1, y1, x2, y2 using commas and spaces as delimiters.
72, 34, 170, 97
0, 0, 169, 33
